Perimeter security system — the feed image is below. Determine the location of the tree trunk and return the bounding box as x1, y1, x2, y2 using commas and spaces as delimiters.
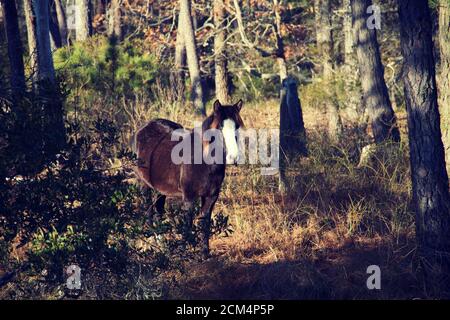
24, 0, 66, 155
351, 0, 400, 143
214, 0, 230, 104
279, 77, 307, 193
315, 0, 343, 141
179, 0, 205, 115
108, 0, 123, 41
1, 0, 26, 100
24, 0, 38, 84
76, 0, 91, 41
273, 0, 288, 82
342, 0, 362, 123
48, 2, 62, 48
53, 0, 68, 46
398, 0, 450, 277
438, 0, 450, 178
343, 0, 355, 69
175, 13, 186, 101
34, 0, 56, 83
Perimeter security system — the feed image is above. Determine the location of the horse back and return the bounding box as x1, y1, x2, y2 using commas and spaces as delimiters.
134, 119, 185, 196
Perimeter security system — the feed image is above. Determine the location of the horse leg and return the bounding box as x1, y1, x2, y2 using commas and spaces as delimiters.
154, 195, 166, 215
146, 194, 166, 223
196, 195, 219, 259
181, 195, 196, 242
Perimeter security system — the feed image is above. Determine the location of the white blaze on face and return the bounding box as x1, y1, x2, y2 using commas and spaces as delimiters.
222, 119, 239, 164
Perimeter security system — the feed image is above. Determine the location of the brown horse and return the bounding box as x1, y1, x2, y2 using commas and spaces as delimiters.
133, 99, 244, 257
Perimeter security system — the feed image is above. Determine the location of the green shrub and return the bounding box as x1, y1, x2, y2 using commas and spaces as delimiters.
54, 36, 159, 101
0, 117, 178, 298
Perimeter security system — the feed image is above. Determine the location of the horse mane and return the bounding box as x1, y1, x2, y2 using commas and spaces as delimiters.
201, 114, 219, 132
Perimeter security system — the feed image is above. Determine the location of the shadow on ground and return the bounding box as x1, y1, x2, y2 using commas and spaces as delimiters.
172, 236, 429, 299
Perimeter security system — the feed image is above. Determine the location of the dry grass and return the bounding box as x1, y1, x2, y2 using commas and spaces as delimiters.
161, 99, 431, 299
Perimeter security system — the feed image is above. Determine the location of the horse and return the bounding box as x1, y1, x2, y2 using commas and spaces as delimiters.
133, 99, 244, 258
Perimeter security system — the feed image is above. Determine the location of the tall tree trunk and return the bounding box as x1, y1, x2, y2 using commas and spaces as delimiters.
343, 0, 355, 69
76, 0, 91, 41
279, 77, 307, 193
438, 0, 450, 178
315, 0, 343, 141
175, 14, 186, 101
108, 0, 123, 41
24, 0, 38, 84
1, 0, 26, 100
48, 2, 62, 48
34, 0, 56, 83
351, 0, 400, 143
398, 0, 450, 279
53, 0, 68, 46
213, 0, 230, 104
273, 0, 288, 81
24, 0, 66, 155
179, 0, 205, 115
342, 0, 362, 123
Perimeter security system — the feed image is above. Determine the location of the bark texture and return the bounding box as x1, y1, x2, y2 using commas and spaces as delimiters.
179, 0, 205, 115
24, 0, 38, 82
399, 0, 450, 269
352, 0, 400, 143
49, 3, 62, 48
342, 0, 363, 122
175, 13, 186, 100
76, 0, 91, 41
279, 77, 307, 193
53, 0, 68, 46
438, 0, 450, 178
315, 0, 343, 140
273, 0, 287, 82
24, 0, 65, 155
1, 0, 26, 99
108, 0, 123, 41
214, 0, 230, 104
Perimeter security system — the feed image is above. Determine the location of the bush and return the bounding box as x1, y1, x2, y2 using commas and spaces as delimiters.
0, 118, 184, 298
54, 36, 159, 101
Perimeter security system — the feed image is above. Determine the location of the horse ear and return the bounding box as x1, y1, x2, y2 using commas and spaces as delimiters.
213, 100, 222, 113
235, 99, 243, 111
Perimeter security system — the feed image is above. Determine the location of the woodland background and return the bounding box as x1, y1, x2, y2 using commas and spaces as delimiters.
0, 0, 449, 299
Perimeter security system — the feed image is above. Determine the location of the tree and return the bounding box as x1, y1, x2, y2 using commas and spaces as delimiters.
279, 77, 307, 193
1, 0, 26, 101
24, 0, 38, 82
108, 0, 123, 41
351, 0, 400, 143
76, 0, 91, 41
315, 0, 343, 140
24, 0, 66, 154
49, 3, 62, 48
53, 0, 68, 46
273, 0, 287, 82
175, 13, 186, 100
342, 0, 362, 123
398, 0, 450, 277
213, 0, 230, 104
438, 0, 450, 177
179, 0, 205, 115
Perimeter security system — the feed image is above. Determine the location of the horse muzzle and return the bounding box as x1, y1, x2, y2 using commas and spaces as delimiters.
226, 154, 239, 166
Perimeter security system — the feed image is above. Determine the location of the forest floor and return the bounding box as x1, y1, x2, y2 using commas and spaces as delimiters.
162, 101, 432, 299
